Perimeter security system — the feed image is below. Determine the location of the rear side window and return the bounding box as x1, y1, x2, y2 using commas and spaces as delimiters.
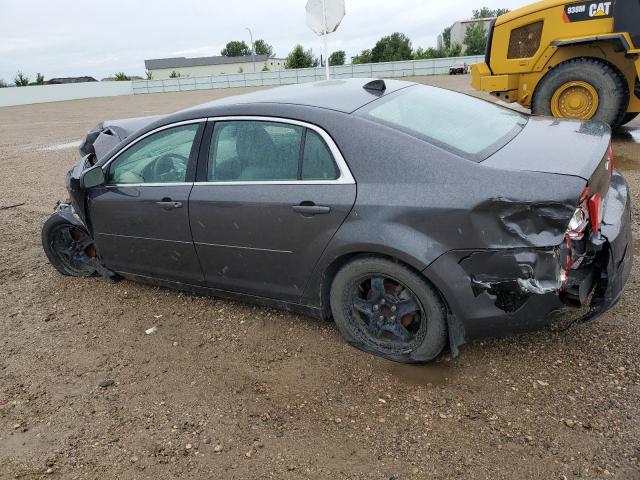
207, 120, 340, 182
508, 21, 544, 59
208, 121, 303, 181
302, 130, 339, 180
357, 85, 526, 161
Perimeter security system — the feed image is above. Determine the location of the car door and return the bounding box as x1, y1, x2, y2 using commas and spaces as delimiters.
189, 117, 356, 302
87, 120, 206, 285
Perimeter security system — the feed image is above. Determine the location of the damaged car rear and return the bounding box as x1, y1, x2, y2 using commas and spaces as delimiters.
42, 79, 633, 363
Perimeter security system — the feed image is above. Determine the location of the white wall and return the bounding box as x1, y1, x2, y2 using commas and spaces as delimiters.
0, 56, 486, 107
0, 81, 134, 107
150, 59, 287, 80
134, 56, 486, 94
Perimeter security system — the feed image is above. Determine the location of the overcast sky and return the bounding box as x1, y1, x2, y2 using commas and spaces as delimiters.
1, 0, 527, 82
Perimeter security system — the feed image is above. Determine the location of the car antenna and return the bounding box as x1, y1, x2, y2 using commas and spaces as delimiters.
363, 79, 386, 93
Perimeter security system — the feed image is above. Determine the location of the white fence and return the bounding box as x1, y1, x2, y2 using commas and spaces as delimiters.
0, 81, 133, 108
0, 55, 483, 107
132, 55, 484, 94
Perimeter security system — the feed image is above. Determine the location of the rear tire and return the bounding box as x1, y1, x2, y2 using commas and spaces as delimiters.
42, 214, 97, 277
330, 257, 447, 363
532, 58, 629, 128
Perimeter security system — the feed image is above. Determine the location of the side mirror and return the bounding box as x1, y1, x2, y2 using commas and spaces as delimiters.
81, 166, 105, 188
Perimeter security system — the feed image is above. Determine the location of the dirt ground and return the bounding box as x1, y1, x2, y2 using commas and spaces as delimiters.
1, 75, 639, 480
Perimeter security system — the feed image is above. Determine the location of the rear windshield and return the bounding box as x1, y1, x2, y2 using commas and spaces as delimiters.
356, 85, 527, 161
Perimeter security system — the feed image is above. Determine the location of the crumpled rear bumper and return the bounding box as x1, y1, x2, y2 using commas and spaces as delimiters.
586, 172, 633, 315
424, 171, 633, 347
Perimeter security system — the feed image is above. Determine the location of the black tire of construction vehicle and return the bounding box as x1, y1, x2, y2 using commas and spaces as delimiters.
620, 112, 639, 126
532, 58, 629, 129
330, 257, 447, 364
42, 214, 97, 277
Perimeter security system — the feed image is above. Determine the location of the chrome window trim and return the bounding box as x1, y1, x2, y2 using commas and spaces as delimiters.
101, 118, 206, 185
100, 116, 355, 188
104, 182, 193, 188
195, 116, 355, 186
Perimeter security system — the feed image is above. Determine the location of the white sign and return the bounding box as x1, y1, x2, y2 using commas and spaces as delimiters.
306, 0, 346, 35
305, 0, 346, 79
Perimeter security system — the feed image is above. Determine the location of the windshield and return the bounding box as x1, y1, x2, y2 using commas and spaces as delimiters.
356, 85, 527, 161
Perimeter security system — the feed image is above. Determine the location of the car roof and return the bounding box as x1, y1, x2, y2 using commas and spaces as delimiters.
181, 78, 416, 115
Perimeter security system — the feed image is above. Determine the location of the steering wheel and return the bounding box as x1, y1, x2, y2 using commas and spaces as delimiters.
152, 153, 188, 182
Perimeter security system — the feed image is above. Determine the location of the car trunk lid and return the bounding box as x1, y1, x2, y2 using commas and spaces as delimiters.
482, 117, 612, 186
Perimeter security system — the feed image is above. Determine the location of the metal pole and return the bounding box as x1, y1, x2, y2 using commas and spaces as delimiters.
246, 27, 255, 73
322, 0, 330, 79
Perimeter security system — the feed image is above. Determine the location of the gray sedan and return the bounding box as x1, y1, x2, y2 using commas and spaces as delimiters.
42, 79, 632, 363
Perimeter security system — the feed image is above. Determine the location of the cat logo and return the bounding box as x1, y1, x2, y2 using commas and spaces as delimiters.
564, 1, 614, 22
589, 2, 612, 16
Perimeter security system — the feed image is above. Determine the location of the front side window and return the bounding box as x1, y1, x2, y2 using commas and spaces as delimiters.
207, 120, 340, 182
357, 85, 527, 161
107, 124, 199, 184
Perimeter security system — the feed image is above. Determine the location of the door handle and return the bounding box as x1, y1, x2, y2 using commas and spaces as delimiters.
156, 199, 183, 210
292, 202, 331, 216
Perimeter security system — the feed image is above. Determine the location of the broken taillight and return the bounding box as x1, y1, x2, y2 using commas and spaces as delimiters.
567, 184, 604, 239
588, 192, 602, 232
606, 143, 614, 175
566, 187, 591, 240
566, 204, 589, 239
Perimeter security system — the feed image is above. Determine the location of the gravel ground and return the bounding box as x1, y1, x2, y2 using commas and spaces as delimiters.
1, 75, 639, 480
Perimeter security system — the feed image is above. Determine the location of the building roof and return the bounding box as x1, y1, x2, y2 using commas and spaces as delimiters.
455, 17, 496, 25
47, 77, 97, 84
145, 54, 282, 70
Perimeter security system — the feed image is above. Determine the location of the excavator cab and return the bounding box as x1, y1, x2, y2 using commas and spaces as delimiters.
471, 0, 640, 128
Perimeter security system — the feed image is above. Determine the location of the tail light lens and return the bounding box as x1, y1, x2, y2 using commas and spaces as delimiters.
606, 143, 614, 175
566, 187, 591, 240
566, 204, 589, 239
588, 192, 602, 232
566, 185, 603, 239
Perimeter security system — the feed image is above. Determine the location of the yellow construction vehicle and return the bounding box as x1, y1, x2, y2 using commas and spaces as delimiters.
471, 0, 640, 128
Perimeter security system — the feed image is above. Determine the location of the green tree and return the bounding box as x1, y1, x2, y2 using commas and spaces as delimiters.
413, 47, 443, 60
447, 41, 463, 57
114, 72, 130, 81
352, 49, 372, 64
262, 63, 270, 72
464, 21, 488, 55
329, 50, 346, 66
169, 70, 181, 78
254, 39, 274, 57
221, 40, 251, 57
473, 7, 510, 18
14, 71, 30, 87
36, 73, 45, 85
442, 27, 452, 50
145, 71, 153, 80
285, 45, 318, 69
0, 79, 7, 88
371, 32, 413, 63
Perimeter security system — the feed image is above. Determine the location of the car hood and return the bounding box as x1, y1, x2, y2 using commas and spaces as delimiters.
79, 115, 162, 161
482, 117, 611, 181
